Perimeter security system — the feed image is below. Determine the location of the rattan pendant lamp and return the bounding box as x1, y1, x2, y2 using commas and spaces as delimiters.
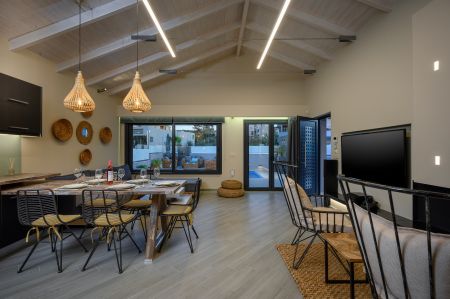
122, 0, 151, 113
63, 0, 95, 112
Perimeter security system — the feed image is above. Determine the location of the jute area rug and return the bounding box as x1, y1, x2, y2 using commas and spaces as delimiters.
277, 243, 371, 299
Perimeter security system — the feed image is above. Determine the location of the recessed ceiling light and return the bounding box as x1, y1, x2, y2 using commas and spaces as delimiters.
434, 60, 440, 71
142, 0, 176, 58
257, 0, 291, 70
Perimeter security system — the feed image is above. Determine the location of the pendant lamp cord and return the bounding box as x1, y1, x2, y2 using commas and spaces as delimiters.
78, 0, 81, 72
136, 0, 139, 72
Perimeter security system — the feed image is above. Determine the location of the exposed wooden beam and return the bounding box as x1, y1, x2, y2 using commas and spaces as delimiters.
109, 42, 237, 95
357, 0, 392, 12
9, 0, 136, 51
246, 22, 332, 60
87, 23, 240, 86
236, 0, 251, 56
254, 0, 355, 36
56, 0, 243, 72
244, 41, 314, 70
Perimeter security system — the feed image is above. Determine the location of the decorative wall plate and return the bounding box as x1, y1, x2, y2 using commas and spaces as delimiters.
82, 111, 93, 118
79, 149, 92, 165
99, 127, 112, 144
52, 119, 73, 142
76, 121, 93, 145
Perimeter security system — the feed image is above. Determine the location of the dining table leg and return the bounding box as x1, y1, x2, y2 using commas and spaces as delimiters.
144, 193, 168, 263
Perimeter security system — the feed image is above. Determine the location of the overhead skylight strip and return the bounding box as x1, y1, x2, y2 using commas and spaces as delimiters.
256, 0, 291, 70
142, 0, 176, 58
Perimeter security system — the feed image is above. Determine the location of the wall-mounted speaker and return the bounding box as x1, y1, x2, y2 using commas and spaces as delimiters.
324, 159, 338, 198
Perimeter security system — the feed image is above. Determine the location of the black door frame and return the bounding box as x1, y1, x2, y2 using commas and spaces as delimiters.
316, 112, 331, 195
243, 120, 288, 191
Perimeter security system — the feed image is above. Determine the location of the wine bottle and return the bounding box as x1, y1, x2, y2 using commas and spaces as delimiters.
107, 160, 114, 185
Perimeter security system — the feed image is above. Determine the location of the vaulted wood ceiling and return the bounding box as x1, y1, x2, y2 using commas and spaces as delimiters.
0, 0, 395, 96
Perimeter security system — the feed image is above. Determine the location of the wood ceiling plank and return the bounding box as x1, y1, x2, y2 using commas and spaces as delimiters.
236, 0, 250, 56
109, 42, 237, 95
56, 0, 243, 72
9, 0, 136, 51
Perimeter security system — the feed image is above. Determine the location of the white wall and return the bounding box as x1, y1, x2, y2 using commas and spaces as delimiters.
305, 0, 430, 218
412, 0, 450, 188
0, 38, 121, 175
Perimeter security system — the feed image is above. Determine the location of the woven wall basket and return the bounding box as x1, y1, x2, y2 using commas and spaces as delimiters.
52, 119, 73, 142
99, 127, 112, 144
79, 149, 92, 165
76, 121, 93, 145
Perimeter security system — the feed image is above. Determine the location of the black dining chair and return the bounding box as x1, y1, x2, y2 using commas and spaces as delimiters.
16, 189, 88, 273
81, 189, 142, 274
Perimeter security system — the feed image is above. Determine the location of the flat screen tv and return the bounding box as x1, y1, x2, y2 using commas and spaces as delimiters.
341, 128, 409, 188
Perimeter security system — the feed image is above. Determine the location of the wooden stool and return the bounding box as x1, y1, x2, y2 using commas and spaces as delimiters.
320, 233, 369, 299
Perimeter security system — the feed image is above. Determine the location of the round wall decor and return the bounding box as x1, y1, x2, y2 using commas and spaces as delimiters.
79, 149, 92, 165
82, 111, 93, 118
52, 119, 73, 142
76, 121, 93, 145
99, 127, 112, 144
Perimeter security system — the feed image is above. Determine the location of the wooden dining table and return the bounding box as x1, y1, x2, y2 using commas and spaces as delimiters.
1, 179, 186, 264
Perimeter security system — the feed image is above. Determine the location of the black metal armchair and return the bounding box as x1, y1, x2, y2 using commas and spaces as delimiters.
274, 162, 352, 269
338, 175, 450, 299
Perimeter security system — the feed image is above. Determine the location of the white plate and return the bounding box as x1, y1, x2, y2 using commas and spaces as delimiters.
106, 183, 135, 190
58, 183, 88, 189
126, 179, 149, 184
85, 179, 107, 184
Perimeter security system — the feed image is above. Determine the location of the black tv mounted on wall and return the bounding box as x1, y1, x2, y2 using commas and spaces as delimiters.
341, 126, 410, 188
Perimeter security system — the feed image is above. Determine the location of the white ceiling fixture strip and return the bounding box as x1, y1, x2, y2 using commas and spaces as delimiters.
142, 0, 176, 57
256, 0, 291, 70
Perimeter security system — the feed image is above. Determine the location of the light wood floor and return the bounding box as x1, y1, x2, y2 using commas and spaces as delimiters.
0, 191, 302, 299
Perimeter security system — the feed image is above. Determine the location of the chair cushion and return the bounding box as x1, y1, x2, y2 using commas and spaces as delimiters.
221, 180, 242, 189
162, 205, 192, 216
31, 214, 81, 227
122, 199, 153, 209
85, 198, 116, 207
284, 177, 313, 219
351, 204, 450, 299
94, 213, 135, 226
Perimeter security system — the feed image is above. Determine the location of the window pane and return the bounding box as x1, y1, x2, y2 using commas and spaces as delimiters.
132, 125, 173, 171
248, 124, 269, 188
175, 124, 218, 171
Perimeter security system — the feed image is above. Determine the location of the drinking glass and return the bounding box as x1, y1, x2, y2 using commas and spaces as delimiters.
74, 168, 82, 182
95, 169, 103, 184
153, 167, 160, 180
140, 168, 147, 184
118, 168, 125, 182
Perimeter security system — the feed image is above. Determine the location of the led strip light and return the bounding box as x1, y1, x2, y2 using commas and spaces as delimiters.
257, 0, 291, 69
142, 0, 176, 58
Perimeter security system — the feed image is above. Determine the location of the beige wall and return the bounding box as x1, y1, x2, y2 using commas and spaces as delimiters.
305, 0, 430, 218
117, 54, 308, 189
0, 38, 121, 175
412, 0, 450, 188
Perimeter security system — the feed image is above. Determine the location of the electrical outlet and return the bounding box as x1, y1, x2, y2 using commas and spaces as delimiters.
230, 169, 235, 177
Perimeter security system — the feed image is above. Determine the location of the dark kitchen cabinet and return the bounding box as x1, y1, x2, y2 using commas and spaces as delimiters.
0, 73, 42, 136
0, 197, 27, 248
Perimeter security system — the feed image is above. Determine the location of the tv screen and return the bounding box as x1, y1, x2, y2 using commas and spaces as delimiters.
341, 129, 409, 188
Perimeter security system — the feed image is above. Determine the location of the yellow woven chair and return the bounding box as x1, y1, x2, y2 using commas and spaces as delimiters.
16, 189, 88, 273
81, 190, 142, 274
160, 179, 201, 253
121, 195, 153, 240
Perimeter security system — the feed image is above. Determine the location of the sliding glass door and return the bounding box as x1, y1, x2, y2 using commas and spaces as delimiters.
244, 120, 288, 190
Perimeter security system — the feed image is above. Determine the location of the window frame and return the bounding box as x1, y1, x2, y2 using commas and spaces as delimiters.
125, 122, 222, 175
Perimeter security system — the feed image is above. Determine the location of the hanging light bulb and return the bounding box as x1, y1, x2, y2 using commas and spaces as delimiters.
63, 0, 95, 112
123, 0, 151, 113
